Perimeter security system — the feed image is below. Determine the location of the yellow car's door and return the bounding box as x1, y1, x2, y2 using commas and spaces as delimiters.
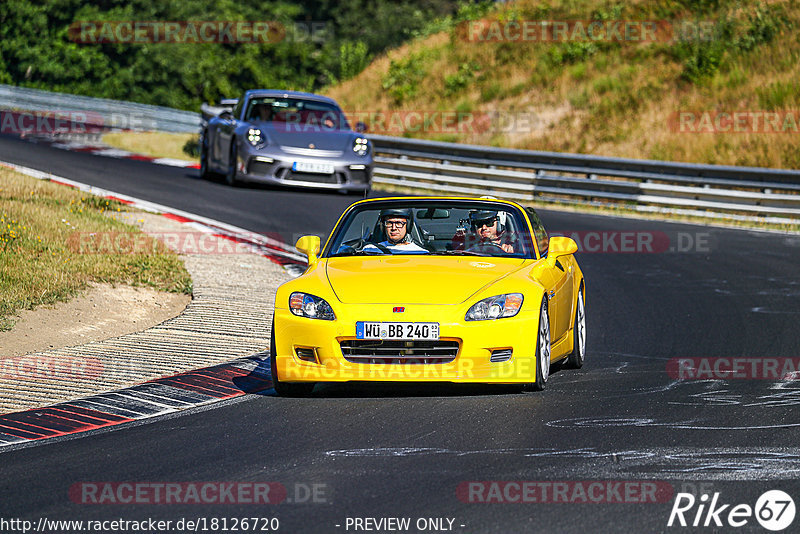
551, 256, 575, 343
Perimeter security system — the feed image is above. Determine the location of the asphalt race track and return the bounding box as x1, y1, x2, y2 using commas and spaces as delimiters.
2, 133, 800, 533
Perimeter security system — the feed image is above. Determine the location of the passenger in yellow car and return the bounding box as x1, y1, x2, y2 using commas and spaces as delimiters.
363, 208, 428, 254
468, 210, 515, 253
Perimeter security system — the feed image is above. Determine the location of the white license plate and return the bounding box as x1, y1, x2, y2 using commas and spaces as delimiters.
292, 161, 335, 174
356, 322, 440, 340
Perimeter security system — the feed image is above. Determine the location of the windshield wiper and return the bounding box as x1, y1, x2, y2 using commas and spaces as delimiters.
439, 250, 492, 257
331, 250, 384, 257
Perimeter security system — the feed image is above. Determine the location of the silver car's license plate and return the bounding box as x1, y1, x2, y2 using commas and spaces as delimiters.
293, 161, 335, 174
356, 322, 440, 340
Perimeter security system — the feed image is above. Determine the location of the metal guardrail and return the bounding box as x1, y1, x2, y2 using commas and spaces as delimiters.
368, 134, 800, 221
1, 84, 797, 221
0, 84, 200, 133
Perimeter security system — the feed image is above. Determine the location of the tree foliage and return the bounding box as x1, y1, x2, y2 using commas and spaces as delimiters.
0, 0, 459, 110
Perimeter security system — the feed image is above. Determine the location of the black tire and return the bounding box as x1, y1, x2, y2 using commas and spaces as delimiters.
270, 324, 314, 397
199, 130, 214, 179
225, 139, 240, 186
564, 288, 586, 369
525, 298, 551, 392
345, 183, 371, 197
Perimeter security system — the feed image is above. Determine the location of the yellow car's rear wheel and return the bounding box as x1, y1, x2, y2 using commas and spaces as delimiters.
270, 324, 315, 397
564, 289, 585, 369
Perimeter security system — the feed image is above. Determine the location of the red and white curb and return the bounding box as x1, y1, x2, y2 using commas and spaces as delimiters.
0, 160, 308, 274
0, 354, 273, 449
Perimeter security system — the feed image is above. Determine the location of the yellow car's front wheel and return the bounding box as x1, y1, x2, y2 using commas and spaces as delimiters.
526, 298, 550, 392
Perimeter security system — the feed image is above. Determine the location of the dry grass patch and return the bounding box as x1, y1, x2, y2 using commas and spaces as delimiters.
0, 166, 191, 331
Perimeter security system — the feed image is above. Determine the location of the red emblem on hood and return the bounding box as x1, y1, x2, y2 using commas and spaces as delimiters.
393, 307, 405, 313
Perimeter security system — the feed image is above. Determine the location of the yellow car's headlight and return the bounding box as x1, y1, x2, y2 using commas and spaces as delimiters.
289, 292, 336, 320
465, 293, 523, 321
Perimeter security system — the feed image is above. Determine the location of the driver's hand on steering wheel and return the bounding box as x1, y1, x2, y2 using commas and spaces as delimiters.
500, 243, 514, 253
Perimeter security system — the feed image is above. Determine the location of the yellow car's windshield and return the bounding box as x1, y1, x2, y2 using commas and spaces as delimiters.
325, 201, 539, 259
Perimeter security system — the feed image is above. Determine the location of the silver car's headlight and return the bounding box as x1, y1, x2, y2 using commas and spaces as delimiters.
289, 292, 335, 320
465, 293, 523, 321
247, 128, 265, 146
352, 137, 369, 156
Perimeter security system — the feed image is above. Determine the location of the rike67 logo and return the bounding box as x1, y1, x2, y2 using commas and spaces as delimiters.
668, 490, 795, 531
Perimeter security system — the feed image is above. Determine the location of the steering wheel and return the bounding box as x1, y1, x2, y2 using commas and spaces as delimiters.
467, 241, 507, 254
371, 242, 393, 254
348, 239, 393, 254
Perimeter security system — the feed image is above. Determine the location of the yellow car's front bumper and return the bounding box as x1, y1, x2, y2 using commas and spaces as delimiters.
272, 304, 549, 384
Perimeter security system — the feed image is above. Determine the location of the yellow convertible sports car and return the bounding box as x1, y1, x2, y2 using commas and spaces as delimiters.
271, 196, 585, 396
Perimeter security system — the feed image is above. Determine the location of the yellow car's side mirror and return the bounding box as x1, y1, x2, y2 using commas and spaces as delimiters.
546, 236, 578, 267
295, 235, 321, 265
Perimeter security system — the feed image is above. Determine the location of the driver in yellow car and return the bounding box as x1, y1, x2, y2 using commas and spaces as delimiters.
469, 210, 514, 253
364, 208, 428, 254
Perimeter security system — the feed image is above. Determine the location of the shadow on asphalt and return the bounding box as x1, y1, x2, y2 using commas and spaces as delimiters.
238, 355, 566, 398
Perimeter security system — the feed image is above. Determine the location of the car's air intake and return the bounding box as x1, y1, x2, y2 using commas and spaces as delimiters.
340, 340, 459, 364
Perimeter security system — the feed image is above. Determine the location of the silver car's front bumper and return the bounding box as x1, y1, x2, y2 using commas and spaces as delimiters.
238, 151, 372, 191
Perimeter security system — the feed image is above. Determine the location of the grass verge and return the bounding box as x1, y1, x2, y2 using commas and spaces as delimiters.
0, 166, 192, 331
102, 131, 199, 162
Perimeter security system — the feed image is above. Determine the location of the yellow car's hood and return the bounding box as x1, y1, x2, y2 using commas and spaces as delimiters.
325, 256, 525, 304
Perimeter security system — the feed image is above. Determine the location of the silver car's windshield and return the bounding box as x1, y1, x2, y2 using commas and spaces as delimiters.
325, 202, 537, 259
245, 97, 350, 130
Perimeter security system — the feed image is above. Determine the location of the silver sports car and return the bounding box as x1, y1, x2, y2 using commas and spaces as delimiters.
200, 90, 372, 192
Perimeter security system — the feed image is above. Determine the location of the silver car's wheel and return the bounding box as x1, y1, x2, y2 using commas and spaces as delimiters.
565, 289, 585, 369
527, 299, 551, 391
225, 140, 239, 186
199, 131, 213, 179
